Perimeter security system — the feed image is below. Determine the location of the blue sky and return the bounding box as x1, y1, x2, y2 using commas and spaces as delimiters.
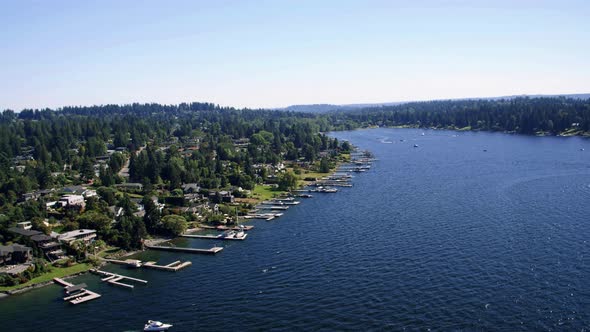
1, 0, 589, 110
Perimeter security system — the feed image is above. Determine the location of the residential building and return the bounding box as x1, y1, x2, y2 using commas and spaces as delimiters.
57, 229, 97, 244
59, 194, 86, 209
0, 244, 32, 265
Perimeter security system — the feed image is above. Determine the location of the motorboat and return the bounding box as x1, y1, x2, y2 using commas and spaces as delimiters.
235, 227, 246, 239
144, 320, 173, 331
221, 230, 236, 239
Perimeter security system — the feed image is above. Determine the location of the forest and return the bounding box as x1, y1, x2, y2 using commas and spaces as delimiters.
0, 102, 348, 262
1, 96, 589, 258
328, 97, 590, 134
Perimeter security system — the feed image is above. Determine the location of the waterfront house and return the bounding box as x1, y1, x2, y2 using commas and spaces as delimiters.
0, 244, 33, 265
8, 227, 42, 238
30, 234, 62, 260
57, 229, 97, 244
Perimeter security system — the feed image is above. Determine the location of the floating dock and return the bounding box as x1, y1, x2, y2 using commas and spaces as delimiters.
181, 233, 247, 241
146, 245, 223, 254
90, 269, 148, 289
142, 260, 192, 271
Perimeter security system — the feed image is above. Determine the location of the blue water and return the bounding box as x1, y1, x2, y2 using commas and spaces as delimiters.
2, 128, 590, 331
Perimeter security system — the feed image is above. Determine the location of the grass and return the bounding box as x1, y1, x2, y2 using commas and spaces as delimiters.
0, 263, 91, 292
252, 184, 283, 201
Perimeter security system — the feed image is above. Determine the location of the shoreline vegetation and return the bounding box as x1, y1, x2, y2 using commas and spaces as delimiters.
2, 96, 589, 295
0, 147, 354, 296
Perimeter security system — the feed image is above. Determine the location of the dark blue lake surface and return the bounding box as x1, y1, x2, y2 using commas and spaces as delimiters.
2, 128, 590, 331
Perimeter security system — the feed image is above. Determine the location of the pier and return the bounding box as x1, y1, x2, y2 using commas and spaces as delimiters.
181, 233, 247, 241
146, 245, 224, 254
258, 205, 289, 210
53, 278, 101, 305
198, 224, 254, 231
53, 277, 74, 287
104, 258, 142, 268
143, 260, 192, 271
90, 269, 148, 289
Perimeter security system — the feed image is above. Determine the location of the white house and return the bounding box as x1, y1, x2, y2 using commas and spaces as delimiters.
59, 195, 86, 208
57, 229, 97, 244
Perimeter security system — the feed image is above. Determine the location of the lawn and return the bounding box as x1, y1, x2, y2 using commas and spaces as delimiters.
0, 263, 91, 292
252, 184, 283, 201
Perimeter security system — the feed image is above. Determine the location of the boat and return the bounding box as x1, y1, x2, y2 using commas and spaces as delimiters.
235, 225, 246, 239
124, 259, 142, 268
413, 144, 419, 148
221, 230, 237, 239
144, 320, 173, 331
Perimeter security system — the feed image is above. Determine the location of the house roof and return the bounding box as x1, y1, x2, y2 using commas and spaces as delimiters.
65, 283, 87, 293
61, 185, 85, 194
30, 234, 53, 242
58, 229, 97, 241
8, 227, 42, 237
0, 244, 32, 255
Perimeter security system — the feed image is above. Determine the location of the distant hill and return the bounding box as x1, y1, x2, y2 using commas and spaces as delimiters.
279, 93, 590, 113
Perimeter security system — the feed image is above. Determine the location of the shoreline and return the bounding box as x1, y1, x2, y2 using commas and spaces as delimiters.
0, 151, 358, 297
352, 124, 590, 138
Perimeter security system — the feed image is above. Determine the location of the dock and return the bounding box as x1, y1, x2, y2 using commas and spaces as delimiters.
53, 278, 101, 305
63, 289, 101, 304
146, 245, 224, 254
142, 260, 193, 271
198, 224, 254, 231
90, 269, 148, 289
181, 233, 247, 241
104, 258, 142, 268
258, 205, 289, 210
53, 277, 74, 288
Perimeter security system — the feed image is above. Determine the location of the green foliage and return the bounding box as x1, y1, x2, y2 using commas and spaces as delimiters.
160, 215, 187, 236
278, 170, 298, 191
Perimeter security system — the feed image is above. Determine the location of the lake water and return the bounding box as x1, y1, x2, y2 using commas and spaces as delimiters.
2, 128, 590, 331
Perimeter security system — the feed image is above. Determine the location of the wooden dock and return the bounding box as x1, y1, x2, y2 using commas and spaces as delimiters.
53, 278, 101, 305
53, 277, 74, 288
146, 245, 224, 255
90, 269, 148, 289
143, 260, 192, 271
104, 258, 142, 268
63, 289, 101, 304
181, 233, 247, 241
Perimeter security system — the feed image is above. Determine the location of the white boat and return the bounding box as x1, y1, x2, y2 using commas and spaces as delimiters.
222, 230, 237, 239
144, 320, 173, 331
235, 228, 246, 239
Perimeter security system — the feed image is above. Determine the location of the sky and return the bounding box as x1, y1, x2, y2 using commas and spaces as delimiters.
1, 0, 589, 110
